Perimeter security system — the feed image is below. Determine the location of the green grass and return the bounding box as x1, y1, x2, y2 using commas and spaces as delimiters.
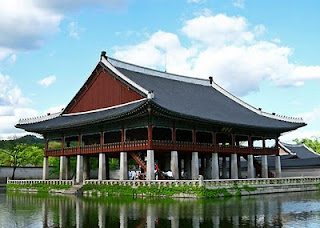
82, 184, 245, 198
6, 183, 72, 192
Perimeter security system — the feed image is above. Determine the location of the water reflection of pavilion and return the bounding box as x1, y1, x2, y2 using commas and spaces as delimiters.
5, 193, 306, 227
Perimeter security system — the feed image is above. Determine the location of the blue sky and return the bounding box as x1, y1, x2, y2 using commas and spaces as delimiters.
0, 0, 319, 142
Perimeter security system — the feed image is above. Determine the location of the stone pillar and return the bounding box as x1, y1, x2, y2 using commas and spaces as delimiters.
206, 155, 212, 179
65, 156, 70, 180
230, 153, 238, 179
261, 155, 268, 178
211, 153, 219, 180
42, 156, 49, 180
191, 152, 199, 180
238, 155, 242, 179
247, 155, 255, 178
221, 157, 227, 178
76, 155, 84, 183
184, 154, 191, 179
98, 153, 106, 180
275, 155, 282, 178
59, 156, 67, 180
83, 156, 90, 181
171, 151, 179, 180
147, 150, 155, 180
120, 152, 128, 180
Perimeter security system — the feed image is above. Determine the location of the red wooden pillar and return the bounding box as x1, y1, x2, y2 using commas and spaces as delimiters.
275, 137, 279, 155
121, 127, 125, 151
148, 124, 153, 148
44, 137, 48, 156
262, 137, 266, 155
77, 133, 82, 154
248, 136, 253, 154
100, 130, 104, 151
213, 132, 217, 145
61, 135, 65, 155
193, 128, 197, 144
172, 122, 176, 150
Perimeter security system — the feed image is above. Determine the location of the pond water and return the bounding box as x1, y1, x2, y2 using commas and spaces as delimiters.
1, 188, 320, 227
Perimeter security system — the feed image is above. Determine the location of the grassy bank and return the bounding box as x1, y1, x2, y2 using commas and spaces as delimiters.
6, 183, 72, 193
83, 184, 257, 198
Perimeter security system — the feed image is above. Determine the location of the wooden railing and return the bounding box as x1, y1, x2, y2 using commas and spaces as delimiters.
45, 140, 278, 156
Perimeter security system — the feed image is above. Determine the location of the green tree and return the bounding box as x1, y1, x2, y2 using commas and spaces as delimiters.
0, 143, 28, 179
294, 137, 320, 153
0, 143, 45, 179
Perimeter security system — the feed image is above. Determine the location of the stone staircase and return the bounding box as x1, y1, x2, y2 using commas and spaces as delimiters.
63, 184, 84, 195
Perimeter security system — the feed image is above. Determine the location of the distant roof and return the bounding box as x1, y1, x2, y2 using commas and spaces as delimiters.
280, 142, 320, 159
16, 54, 306, 133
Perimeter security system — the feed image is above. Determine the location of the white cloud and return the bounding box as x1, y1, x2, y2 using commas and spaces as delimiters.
181, 13, 255, 46
68, 21, 84, 39
233, 0, 245, 9
37, 75, 56, 87
187, 0, 206, 3
113, 12, 320, 96
0, 0, 130, 57
0, 73, 39, 139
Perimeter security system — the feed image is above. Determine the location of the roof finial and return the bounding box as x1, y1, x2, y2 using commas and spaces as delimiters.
209, 76, 213, 85
100, 51, 107, 61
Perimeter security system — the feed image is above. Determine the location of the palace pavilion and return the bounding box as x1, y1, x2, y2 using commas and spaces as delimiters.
16, 51, 306, 183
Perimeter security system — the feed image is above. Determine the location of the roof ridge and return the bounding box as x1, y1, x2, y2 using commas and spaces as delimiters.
18, 111, 62, 125
107, 56, 211, 87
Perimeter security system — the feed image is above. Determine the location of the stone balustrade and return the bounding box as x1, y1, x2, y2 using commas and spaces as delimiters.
7, 179, 74, 185
85, 177, 320, 188
85, 179, 200, 187
7, 177, 320, 189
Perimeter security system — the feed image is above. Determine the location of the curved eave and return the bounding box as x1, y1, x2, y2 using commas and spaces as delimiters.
150, 101, 306, 133
16, 100, 149, 134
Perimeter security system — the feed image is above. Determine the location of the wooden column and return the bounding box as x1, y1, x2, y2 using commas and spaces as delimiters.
262, 137, 266, 155
44, 137, 48, 155
213, 132, 217, 145
61, 135, 65, 155
77, 133, 82, 154
121, 127, 125, 151
100, 131, 104, 151
193, 129, 197, 144
148, 124, 153, 148
172, 122, 176, 149
248, 136, 253, 154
